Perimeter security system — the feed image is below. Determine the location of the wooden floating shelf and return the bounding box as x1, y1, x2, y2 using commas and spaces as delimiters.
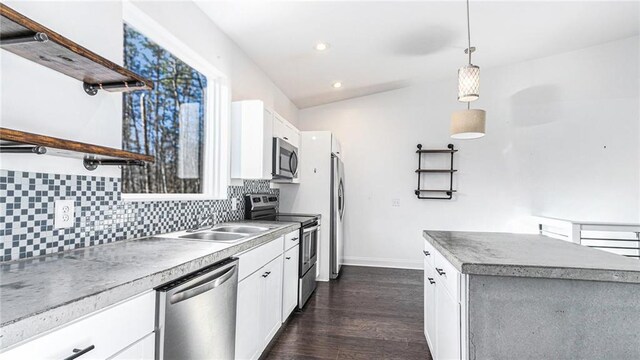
0, 4, 153, 96
415, 169, 458, 173
0, 127, 154, 171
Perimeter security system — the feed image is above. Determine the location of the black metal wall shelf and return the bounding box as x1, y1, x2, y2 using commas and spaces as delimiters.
415, 144, 457, 200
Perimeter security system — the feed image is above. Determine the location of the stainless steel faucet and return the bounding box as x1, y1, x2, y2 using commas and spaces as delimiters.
187, 212, 218, 232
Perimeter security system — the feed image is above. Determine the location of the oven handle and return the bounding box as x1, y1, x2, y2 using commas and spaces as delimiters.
303, 225, 320, 234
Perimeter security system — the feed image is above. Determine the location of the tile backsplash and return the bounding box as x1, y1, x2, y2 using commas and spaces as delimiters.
0, 170, 277, 262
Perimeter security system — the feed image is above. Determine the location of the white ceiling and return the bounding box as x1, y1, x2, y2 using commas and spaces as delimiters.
196, 1, 639, 109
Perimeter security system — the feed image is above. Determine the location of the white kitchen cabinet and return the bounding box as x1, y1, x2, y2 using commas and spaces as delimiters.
423, 239, 466, 360
235, 239, 287, 360
261, 255, 284, 345
282, 244, 300, 322
236, 265, 266, 360
435, 282, 460, 360
284, 229, 300, 251
424, 257, 437, 354
231, 100, 274, 180
108, 332, 155, 360
273, 112, 300, 148
0, 291, 155, 360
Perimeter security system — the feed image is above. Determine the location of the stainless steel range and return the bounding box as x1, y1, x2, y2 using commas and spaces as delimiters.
244, 194, 319, 308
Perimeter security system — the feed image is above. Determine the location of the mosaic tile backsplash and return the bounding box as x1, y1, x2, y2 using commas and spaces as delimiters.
0, 170, 278, 262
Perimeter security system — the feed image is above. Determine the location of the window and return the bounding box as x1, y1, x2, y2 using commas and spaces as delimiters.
121, 4, 229, 200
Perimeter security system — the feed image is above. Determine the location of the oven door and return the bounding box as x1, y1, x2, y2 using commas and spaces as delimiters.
300, 224, 319, 275
272, 137, 298, 179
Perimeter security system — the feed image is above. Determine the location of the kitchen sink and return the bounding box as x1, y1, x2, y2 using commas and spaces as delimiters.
212, 225, 270, 234
180, 231, 248, 242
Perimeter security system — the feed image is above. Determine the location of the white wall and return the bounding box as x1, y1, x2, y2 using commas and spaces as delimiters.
297, 36, 640, 269
0, 0, 298, 177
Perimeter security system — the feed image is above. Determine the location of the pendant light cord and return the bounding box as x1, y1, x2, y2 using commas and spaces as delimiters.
467, 0, 472, 65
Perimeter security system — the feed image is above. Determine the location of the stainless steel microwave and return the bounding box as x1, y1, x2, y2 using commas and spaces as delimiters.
272, 137, 298, 179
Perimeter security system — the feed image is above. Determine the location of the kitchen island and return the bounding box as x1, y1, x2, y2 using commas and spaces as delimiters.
422, 230, 640, 360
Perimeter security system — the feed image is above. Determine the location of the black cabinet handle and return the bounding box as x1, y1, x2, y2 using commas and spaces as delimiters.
284, 136, 289, 140
435, 268, 446, 276
286, 256, 291, 260
428, 277, 436, 285
291, 237, 298, 241
63, 345, 95, 360
423, 250, 430, 256
262, 271, 271, 278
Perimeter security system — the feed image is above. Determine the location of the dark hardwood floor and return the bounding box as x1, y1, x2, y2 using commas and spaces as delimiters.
263, 266, 432, 360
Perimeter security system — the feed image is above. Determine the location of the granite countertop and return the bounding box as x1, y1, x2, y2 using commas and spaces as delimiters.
423, 231, 640, 284
0, 221, 299, 350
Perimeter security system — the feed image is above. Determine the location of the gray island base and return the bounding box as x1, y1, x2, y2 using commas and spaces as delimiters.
422, 231, 640, 360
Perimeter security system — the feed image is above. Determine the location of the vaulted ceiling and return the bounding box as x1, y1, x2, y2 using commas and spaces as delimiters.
196, 1, 639, 108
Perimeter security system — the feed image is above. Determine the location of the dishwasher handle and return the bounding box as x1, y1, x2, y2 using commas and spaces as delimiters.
169, 265, 237, 304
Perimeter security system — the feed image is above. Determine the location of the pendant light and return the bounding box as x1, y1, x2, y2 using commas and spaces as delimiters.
451, 0, 486, 139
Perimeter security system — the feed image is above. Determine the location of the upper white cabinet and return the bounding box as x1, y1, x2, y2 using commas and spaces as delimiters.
231, 100, 300, 180
231, 100, 274, 180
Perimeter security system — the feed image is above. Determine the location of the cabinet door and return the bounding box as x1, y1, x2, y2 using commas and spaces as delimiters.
108, 332, 155, 360
273, 114, 286, 139
261, 255, 284, 347
282, 245, 300, 321
235, 271, 263, 360
424, 263, 437, 355
283, 123, 300, 147
435, 284, 460, 360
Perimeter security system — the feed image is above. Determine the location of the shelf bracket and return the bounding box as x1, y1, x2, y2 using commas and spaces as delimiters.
83, 81, 147, 96
83, 157, 146, 171
0, 32, 48, 46
0, 144, 47, 154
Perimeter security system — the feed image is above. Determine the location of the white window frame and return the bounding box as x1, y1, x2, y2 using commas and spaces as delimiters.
122, 1, 230, 201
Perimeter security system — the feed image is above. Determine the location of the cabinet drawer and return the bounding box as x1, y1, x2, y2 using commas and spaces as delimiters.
1, 291, 155, 360
237, 236, 284, 281
423, 240, 435, 269
284, 229, 300, 251
433, 250, 460, 301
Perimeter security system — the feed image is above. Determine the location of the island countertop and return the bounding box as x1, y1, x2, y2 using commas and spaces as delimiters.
0, 221, 299, 350
423, 230, 640, 284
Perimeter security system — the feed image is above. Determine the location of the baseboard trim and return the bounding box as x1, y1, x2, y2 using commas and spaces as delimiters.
342, 256, 423, 270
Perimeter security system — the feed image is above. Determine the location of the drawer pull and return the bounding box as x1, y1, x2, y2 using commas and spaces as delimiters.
286, 256, 291, 260
63, 345, 95, 360
435, 268, 446, 276
428, 277, 436, 285
423, 250, 431, 256
262, 271, 271, 278
291, 237, 299, 241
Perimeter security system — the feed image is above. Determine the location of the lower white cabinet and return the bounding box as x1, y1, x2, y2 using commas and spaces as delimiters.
282, 244, 300, 321
423, 240, 465, 360
435, 285, 460, 360
236, 238, 287, 360
108, 332, 155, 360
0, 291, 155, 360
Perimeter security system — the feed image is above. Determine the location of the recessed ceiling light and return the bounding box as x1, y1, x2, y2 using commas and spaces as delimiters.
315, 42, 329, 51
332, 82, 342, 89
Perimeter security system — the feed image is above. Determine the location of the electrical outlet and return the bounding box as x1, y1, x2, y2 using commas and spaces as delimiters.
55, 200, 75, 229
392, 199, 400, 207
231, 197, 238, 211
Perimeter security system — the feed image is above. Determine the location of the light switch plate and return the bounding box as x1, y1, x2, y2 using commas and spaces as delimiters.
55, 200, 75, 229
231, 197, 238, 211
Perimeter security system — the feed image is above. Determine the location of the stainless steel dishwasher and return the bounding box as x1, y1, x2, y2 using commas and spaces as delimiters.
156, 257, 239, 360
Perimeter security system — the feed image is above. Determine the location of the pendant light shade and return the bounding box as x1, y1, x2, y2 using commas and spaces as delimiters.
458, 64, 480, 102
451, 109, 486, 139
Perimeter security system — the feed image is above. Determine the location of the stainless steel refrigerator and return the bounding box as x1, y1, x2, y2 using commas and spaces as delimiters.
330, 154, 345, 279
